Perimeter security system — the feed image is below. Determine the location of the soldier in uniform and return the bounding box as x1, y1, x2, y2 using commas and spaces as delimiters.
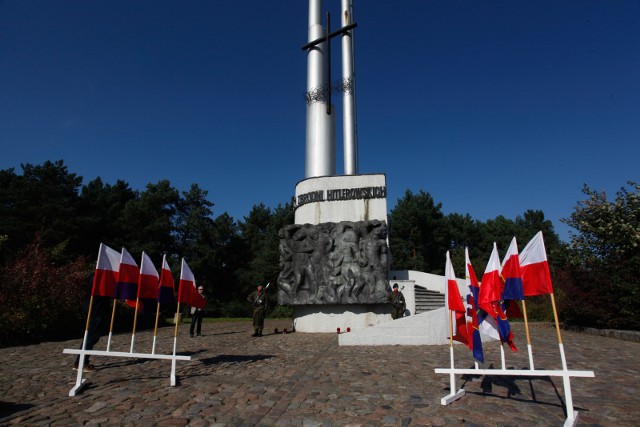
387, 283, 406, 320
248, 284, 267, 336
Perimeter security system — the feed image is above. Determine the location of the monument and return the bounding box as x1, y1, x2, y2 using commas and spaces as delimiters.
277, 0, 391, 332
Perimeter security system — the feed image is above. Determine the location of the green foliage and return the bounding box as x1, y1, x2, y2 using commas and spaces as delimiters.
0, 237, 88, 346
270, 305, 293, 318
559, 182, 640, 329
389, 189, 565, 279
0, 161, 83, 263
237, 202, 294, 298
2, 159, 636, 344
388, 190, 448, 273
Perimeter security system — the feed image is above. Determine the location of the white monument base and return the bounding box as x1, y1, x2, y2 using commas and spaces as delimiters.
339, 308, 451, 346
292, 304, 391, 333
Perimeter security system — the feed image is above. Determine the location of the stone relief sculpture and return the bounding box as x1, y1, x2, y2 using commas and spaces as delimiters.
278, 220, 389, 305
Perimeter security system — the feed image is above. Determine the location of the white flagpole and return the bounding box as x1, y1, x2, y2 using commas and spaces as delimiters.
152, 302, 161, 354
171, 301, 181, 386
107, 299, 117, 351
440, 309, 465, 405
521, 299, 535, 369
71, 246, 103, 396
130, 297, 140, 353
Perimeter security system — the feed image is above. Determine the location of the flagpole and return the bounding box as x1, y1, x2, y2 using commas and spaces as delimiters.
130, 297, 140, 353
74, 271, 99, 391
152, 302, 161, 354
440, 309, 465, 405
549, 292, 579, 423
521, 299, 535, 369
171, 301, 181, 386
107, 300, 117, 351
448, 309, 455, 393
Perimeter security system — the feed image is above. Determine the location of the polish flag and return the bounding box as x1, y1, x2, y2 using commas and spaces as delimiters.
158, 254, 176, 304
92, 243, 120, 297
445, 251, 465, 313
115, 248, 139, 301
445, 251, 468, 345
500, 237, 524, 300
478, 242, 502, 313
178, 259, 206, 309
138, 252, 159, 300
520, 231, 554, 296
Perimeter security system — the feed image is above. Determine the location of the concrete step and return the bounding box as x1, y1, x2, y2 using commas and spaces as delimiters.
414, 286, 445, 314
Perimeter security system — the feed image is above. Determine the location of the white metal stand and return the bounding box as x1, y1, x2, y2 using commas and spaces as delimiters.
63, 348, 191, 396
434, 366, 594, 426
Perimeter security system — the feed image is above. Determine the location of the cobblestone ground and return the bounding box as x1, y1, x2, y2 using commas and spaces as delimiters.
0, 320, 638, 426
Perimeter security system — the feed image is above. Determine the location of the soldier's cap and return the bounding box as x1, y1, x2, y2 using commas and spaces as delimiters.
393, 283, 399, 289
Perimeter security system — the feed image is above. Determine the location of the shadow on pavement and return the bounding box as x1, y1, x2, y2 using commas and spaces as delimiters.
0, 402, 35, 418
200, 354, 274, 365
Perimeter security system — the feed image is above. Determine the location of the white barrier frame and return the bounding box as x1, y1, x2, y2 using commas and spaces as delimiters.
435, 359, 595, 427
63, 348, 191, 396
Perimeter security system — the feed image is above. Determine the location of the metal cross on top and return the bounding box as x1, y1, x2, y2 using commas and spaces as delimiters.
302, 12, 357, 115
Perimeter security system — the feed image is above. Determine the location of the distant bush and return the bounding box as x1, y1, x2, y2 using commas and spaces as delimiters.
0, 238, 87, 347
270, 305, 293, 318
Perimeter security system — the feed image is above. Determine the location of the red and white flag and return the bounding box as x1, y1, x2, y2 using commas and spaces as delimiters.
500, 237, 524, 301
178, 259, 206, 309
138, 252, 159, 300
467, 247, 500, 341
158, 254, 176, 304
520, 231, 554, 296
445, 251, 468, 345
478, 242, 502, 313
92, 243, 120, 297
115, 248, 139, 301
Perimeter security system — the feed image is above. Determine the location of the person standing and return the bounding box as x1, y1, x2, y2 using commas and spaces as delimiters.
190, 286, 205, 337
387, 283, 406, 320
248, 285, 267, 337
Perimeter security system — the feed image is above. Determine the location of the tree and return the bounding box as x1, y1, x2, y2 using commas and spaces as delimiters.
119, 180, 179, 258
76, 178, 137, 256
173, 184, 217, 303
388, 190, 448, 273
0, 236, 88, 346
207, 212, 245, 304
0, 160, 83, 262
238, 202, 294, 311
560, 182, 640, 329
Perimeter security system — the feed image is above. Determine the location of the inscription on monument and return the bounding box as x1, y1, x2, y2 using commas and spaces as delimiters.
296, 185, 386, 209
277, 220, 389, 305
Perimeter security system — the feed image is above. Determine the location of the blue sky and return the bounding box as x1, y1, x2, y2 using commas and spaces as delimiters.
1, 1, 638, 242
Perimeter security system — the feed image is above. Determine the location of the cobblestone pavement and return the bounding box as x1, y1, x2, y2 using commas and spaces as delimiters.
1, 320, 638, 426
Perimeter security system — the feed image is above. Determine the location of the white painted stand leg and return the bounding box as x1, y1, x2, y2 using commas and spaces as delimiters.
170, 336, 178, 386
70, 352, 87, 396
564, 411, 579, 427
70, 330, 89, 396
558, 343, 580, 427
440, 346, 465, 405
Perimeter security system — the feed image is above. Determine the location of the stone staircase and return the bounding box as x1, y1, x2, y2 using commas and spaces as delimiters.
414, 285, 445, 314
